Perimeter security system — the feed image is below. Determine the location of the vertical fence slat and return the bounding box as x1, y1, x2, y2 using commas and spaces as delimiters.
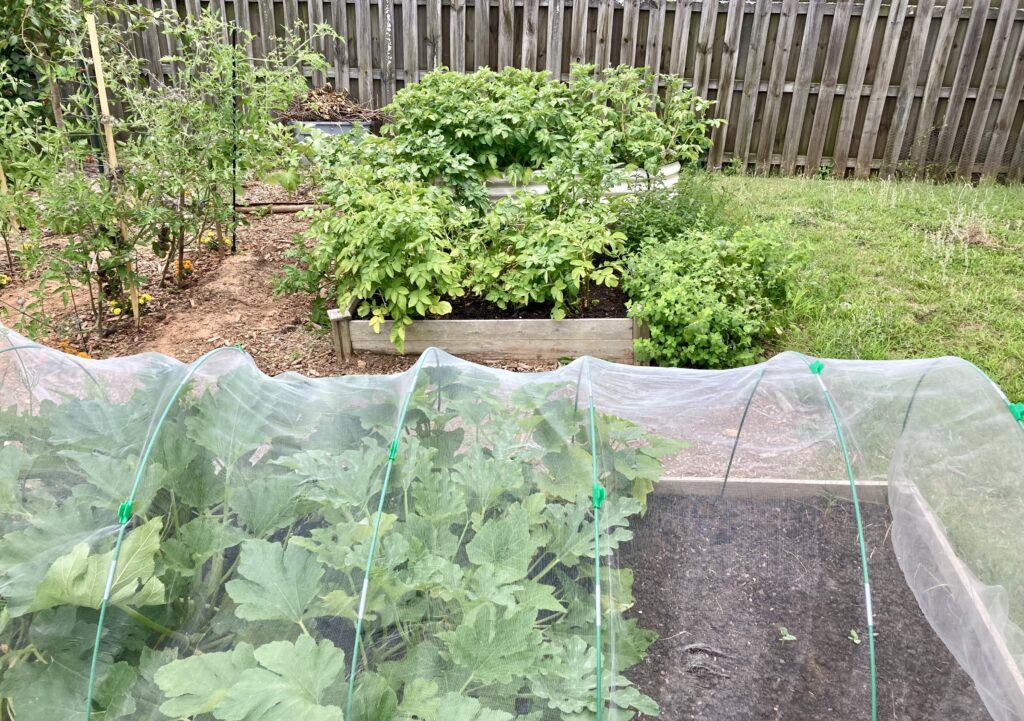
569, 0, 589, 65
475, 0, 490, 68
732, 0, 771, 168
139, 0, 164, 82
546, 0, 564, 76
450, 0, 467, 71
284, 0, 300, 28
499, 0, 515, 68
830, 0, 882, 175
594, 0, 615, 70
781, 0, 825, 174
645, 0, 668, 90
692, 0, 718, 97
910, 0, 962, 174
804, 0, 852, 174
185, 0, 202, 18
881, 0, 935, 177
934, 0, 991, 170
708, 0, 743, 169
522, 0, 540, 68
311, 0, 328, 85
755, 0, 799, 173
379, 0, 396, 100
620, 0, 640, 67
333, 0, 350, 91
983, 23, 1024, 178
355, 0, 373, 101
668, 0, 692, 76
401, 0, 418, 83
426, 0, 442, 70
957, 0, 1020, 177
256, 0, 274, 57
236, 0, 254, 59
854, 0, 909, 178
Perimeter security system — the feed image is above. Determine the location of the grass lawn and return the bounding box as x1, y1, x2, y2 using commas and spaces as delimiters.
715, 175, 1024, 401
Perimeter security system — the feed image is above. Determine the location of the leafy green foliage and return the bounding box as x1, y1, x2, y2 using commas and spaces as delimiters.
624, 222, 801, 368
0, 363, 681, 720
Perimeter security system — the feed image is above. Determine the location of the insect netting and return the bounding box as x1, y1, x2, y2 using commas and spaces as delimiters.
0, 323, 1022, 721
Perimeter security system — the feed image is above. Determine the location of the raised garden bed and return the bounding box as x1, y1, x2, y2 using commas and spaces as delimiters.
486, 161, 682, 201
328, 298, 648, 363
278, 84, 387, 138
623, 488, 1000, 721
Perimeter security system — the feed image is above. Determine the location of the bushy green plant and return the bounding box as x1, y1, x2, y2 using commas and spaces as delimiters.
465, 193, 625, 319
280, 153, 474, 350
0, 364, 675, 720
611, 173, 734, 251
624, 223, 799, 368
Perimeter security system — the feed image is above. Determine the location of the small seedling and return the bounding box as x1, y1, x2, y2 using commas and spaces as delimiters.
848, 629, 861, 645
778, 627, 797, 642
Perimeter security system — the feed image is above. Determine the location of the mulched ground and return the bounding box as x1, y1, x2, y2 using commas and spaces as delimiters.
620, 494, 993, 721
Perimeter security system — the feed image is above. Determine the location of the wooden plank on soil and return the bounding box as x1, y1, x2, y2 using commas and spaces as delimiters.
522, 0, 541, 69
499, 0, 515, 68
657, 476, 888, 503
732, 0, 772, 170
401, 0, 418, 83
707, 0, 744, 169
804, 0, 852, 175
880, 0, 935, 177
933, 0, 991, 172
909, 0, 963, 175
956, 0, 1020, 178
355, 0, 373, 103
830, 0, 882, 176
982, 24, 1024, 178
755, 0, 800, 173
781, 0, 825, 174
426, 0, 443, 69
854, 0, 909, 178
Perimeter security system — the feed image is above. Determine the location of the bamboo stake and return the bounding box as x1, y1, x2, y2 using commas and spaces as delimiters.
85, 13, 141, 328
0, 160, 18, 271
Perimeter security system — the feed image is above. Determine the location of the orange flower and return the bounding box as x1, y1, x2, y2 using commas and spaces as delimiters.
76, 351, 91, 359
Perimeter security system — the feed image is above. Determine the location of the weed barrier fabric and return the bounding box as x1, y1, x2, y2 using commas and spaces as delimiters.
0, 324, 1021, 721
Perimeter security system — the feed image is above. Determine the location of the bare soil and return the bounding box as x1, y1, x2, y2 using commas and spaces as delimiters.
621, 494, 993, 721
443, 282, 628, 320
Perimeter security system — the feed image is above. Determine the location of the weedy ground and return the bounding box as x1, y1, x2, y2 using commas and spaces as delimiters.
718, 175, 1024, 400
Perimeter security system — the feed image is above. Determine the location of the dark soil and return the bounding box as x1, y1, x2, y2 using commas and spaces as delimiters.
277, 85, 389, 128
621, 495, 993, 721
441, 282, 628, 320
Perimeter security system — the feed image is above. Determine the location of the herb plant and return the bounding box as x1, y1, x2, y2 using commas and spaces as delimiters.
0, 360, 678, 720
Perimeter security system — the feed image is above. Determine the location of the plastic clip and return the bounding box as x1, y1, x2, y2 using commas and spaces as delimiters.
117, 500, 133, 525
1009, 402, 1024, 422
388, 437, 399, 460
809, 359, 825, 375
592, 483, 606, 510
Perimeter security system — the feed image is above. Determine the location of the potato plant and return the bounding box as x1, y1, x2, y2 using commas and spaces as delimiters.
0, 362, 678, 720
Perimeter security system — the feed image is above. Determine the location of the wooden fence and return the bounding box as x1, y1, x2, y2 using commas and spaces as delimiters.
136, 0, 1024, 180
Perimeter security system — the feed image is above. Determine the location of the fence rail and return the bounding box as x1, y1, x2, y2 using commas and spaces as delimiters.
137, 0, 1024, 180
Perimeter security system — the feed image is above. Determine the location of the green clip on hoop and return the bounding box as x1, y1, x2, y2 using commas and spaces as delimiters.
1009, 402, 1024, 423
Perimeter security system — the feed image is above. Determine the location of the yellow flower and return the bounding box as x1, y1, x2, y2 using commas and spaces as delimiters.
182, 260, 193, 270
0, 273, 9, 286
112, 307, 122, 316
141, 293, 153, 302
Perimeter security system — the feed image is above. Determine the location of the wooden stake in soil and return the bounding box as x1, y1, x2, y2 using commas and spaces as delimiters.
0, 160, 18, 271
85, 13, 141, 329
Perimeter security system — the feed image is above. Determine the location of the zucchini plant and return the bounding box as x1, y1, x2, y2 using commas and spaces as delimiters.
0, 360, 680, 720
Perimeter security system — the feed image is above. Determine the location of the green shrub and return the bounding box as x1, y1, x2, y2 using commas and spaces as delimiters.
611, 173, 734, 251
624, 223, 798, 368
465, 193, 625, 319
279, 157, 473, 351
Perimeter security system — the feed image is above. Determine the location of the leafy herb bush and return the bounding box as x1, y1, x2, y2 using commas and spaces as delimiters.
0, 361, 677, 720
624, 223, 799, 368
465, 193, 625, 319
611, 172, 734, 251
